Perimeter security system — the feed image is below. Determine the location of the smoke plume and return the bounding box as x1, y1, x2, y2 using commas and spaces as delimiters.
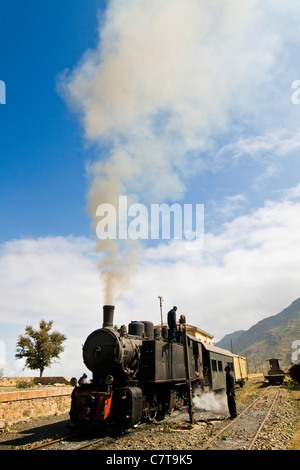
61, 0, 289, 302
193, 391, 227, 414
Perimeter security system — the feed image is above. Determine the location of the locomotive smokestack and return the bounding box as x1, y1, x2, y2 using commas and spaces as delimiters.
103, 305, 115, 328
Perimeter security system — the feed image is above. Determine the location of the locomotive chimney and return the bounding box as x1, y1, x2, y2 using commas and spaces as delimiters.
103, 305, 115, 328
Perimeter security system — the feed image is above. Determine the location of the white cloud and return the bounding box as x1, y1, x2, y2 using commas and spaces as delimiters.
0, 236, 104, 378
128, 196, 300, 340
215, 127, 300, 192
0, 236, 102, 326
280, 182, 300, 201
220, 128, 300, 161
209, 194, 248, 219
1, 192, 300, 377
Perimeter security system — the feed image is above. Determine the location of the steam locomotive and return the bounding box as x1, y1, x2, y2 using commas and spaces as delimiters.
70, 305, 236, 430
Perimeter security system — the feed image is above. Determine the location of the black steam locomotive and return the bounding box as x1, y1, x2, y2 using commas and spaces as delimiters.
70, 305, 234, 430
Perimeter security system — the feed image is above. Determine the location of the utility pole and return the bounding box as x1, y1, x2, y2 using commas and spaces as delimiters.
158, 296, 163, 327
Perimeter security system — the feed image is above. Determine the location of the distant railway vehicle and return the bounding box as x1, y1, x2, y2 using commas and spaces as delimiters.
264, 358, 285, 385
232, 354, 248, 387
70, 305, 248, 430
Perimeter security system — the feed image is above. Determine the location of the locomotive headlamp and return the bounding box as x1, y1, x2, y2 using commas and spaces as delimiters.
106, 374, 114, 385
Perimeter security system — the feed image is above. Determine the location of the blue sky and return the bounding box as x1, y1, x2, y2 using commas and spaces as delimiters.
0, 1, 104, 241
0, 0, 299, 240
1, 0, 300, 378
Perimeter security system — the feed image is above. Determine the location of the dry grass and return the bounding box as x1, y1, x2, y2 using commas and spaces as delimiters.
235, 375, 267, 405
287, 385, 300, 450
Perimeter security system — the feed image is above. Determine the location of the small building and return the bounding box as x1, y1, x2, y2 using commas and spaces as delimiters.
157, 322, 214, 344
185, 324, 214, 344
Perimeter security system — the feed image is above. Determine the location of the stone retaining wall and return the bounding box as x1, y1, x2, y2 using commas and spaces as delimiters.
0, 386, 73, 430
0, 376, 71, 387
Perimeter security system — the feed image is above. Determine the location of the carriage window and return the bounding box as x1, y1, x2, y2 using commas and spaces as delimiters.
212, 359, 217, 371
218, 361, 223, 371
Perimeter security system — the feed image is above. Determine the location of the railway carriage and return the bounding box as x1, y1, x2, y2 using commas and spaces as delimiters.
232, 354, 248, 387
201, 342, 234, 391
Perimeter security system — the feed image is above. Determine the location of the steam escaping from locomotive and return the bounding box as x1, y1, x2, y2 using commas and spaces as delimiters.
61, 0, 282, 302
193, 391, 227, 414
86, 169, 143, 303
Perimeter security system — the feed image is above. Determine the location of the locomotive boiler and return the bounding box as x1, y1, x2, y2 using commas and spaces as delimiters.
70, 305, 235, 430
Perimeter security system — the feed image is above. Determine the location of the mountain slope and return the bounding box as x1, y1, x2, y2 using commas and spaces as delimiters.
216, 330, 245, 352
217, 298, 300, 372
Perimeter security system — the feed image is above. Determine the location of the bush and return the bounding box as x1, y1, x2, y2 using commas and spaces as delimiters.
15, 378, 35, 389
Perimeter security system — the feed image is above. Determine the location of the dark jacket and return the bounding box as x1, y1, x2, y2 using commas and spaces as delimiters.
167, 309, 176, 329
226, 372, 235, 395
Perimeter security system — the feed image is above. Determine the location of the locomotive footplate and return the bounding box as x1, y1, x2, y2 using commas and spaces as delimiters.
70, 386, 143, 428
72, 388, 113, 422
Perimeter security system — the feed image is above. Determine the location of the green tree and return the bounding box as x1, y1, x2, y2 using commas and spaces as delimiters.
15, 320, 67, 377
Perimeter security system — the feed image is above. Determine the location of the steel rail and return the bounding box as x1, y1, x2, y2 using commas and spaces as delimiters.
247, 385, 281, 450
70, 438, 106, 450
28, 430, 88, 450
200, 385, 272, 450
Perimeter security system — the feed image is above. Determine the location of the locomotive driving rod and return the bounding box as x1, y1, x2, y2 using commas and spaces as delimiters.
180, 315, 195, 425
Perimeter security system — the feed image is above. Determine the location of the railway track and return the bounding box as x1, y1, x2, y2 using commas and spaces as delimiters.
28, 430, 88, 450
200, 385, 282, 450
16, 384, 285, 451
27, 429, 116, 451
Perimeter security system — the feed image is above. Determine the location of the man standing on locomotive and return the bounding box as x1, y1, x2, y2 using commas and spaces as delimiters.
167, 306, 177, 341
225, 365, 237, 419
